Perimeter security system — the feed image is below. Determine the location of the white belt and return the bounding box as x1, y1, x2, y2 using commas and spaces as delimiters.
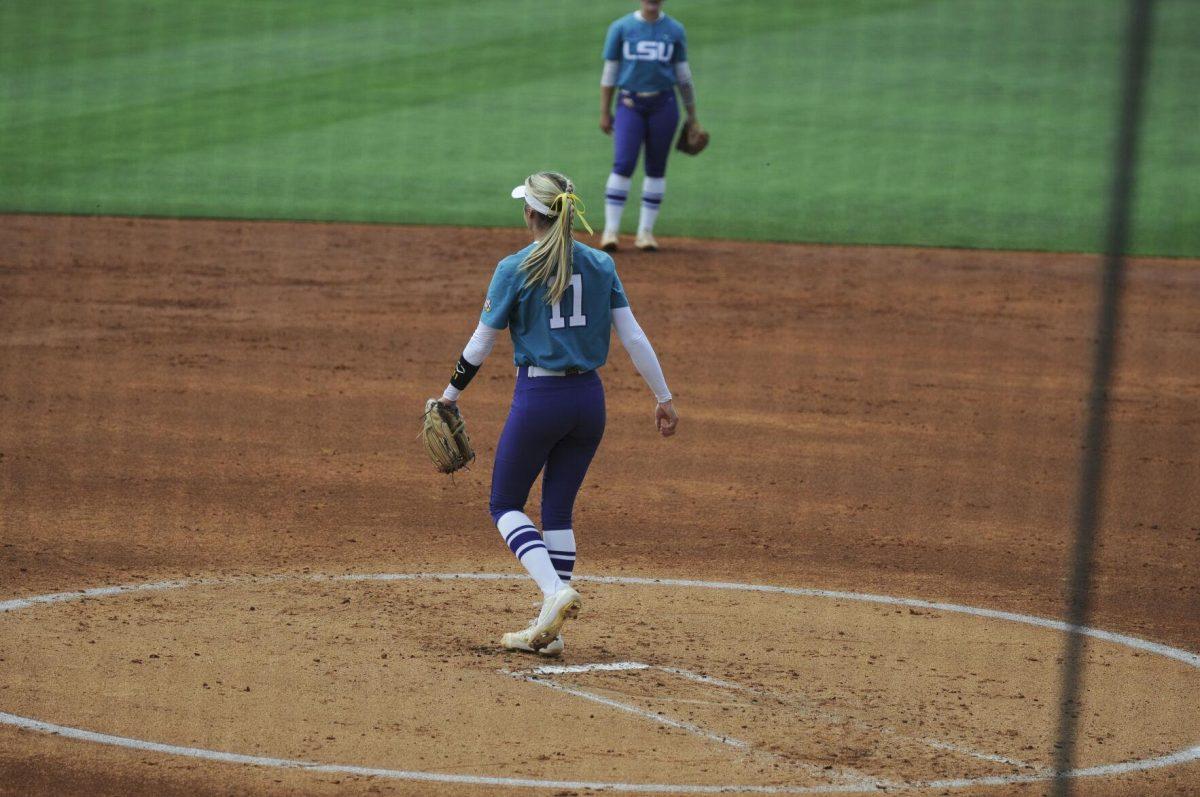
527, 366, 566, 377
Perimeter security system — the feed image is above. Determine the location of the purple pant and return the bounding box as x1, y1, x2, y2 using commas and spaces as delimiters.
612, 89, 680, 179
489, 368, 606, 531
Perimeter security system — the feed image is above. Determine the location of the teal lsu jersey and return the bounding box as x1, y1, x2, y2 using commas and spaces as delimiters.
480, 241, 630, 372
603, 12, 688, 93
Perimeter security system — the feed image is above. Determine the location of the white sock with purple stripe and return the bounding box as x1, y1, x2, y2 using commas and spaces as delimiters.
638, 176, 665, 234
497, 510, 564, 597
543, 528, 576, 583
604, 173, 632, 235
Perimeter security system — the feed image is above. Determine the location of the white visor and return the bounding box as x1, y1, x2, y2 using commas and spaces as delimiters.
511, 184, 553, 216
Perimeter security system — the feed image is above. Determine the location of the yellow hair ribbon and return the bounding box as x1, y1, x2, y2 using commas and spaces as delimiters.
552, 192, 594, 236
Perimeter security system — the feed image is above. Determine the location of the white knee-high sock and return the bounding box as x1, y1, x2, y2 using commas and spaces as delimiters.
543, 528, 576, 583
639, 177, 665, 233
497, 510, 564, 596
605, 173, 632, 234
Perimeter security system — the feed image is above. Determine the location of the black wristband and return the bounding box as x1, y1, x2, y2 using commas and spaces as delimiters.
449, 355, 480, 391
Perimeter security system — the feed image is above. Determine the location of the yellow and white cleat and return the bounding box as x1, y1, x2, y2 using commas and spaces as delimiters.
529, 586, 581, 650
501, 626, 564, 657
601, 230, 619, 252
635, 230, 658, 251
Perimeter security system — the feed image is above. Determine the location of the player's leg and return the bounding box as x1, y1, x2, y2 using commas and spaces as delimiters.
506, 373, 604, 652
540, 375, 607, 585
637, 92, 681, 250
490, 380, 573, 598
603, 92, 647, 250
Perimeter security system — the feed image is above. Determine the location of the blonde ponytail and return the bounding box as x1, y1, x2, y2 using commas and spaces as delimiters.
518, 172, 593, 305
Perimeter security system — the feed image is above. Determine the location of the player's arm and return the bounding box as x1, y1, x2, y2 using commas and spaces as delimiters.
612, 307, 678, 437
673, 26, 697, 124
600, 21, 622, 135
675, 61, 697, 124
440, 322, 499, 404
600, 74, 617, 135
441, 264, 513, 404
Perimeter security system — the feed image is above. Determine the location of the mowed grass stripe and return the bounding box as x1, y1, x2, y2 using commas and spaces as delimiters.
1, 0, 1197, 255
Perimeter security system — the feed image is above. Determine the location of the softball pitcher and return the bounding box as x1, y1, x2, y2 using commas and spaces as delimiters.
599, 0, 700, 252
437, 171, 677, 656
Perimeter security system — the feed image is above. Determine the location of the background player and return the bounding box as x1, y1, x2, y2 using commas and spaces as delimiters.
437, 171, 678, 655
599, 0, 700, 252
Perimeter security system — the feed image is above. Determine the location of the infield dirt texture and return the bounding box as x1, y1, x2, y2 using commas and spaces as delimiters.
0, 215, 1197, 795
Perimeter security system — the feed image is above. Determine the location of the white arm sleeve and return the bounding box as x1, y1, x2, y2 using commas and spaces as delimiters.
612, 306, 672, 403
461, 322, 499, 365
442, 322, 500, 401
675, 61, 696, 109
601, 60, 619, 88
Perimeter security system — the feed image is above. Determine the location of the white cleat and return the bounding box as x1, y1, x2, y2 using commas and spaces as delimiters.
529, 586, 581, 650
601, 230, 619, 252
501, 626, 564, 657
635, 230, 658, 251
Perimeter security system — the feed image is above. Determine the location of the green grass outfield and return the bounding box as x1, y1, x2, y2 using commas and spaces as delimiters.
1, 0, 1197, 256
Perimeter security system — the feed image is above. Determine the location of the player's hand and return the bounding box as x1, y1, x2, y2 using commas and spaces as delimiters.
438, 396, 457, 408
655, 401, 678, 437
600, 112, 614, 135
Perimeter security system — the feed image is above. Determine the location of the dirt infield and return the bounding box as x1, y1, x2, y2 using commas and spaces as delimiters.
0, 214, 1197, 796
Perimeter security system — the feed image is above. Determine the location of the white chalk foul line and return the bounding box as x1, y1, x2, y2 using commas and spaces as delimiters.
506, 672, 751, 751
0, 571, 1196, 794
658, 664, 1040, 773
507, 664, 894, 790
919, 737, 1042, 773
660, 664, 1039, 773
657, 665, 751, 691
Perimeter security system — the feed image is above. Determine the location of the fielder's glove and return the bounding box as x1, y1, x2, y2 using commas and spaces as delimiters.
675, 120, 710, 155
420, 398, 475, 474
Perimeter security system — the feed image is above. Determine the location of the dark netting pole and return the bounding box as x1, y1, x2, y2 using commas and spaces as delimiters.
1051, 1, 1156, 794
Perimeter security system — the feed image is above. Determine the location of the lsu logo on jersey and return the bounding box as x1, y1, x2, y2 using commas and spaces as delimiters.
623, 40, 674, 63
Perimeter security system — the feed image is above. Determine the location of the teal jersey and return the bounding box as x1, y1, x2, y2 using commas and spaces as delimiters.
480, 241, 630, 372
603, 12, 688, 93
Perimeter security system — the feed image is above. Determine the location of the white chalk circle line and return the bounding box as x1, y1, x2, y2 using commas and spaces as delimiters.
0, 572, 1196, 794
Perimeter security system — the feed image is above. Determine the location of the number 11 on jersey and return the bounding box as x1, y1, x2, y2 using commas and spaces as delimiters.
549, 273, 587, 329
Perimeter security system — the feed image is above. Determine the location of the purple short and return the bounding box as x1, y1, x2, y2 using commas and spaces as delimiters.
612, 89, 680, 179
489, 367, 606, 531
